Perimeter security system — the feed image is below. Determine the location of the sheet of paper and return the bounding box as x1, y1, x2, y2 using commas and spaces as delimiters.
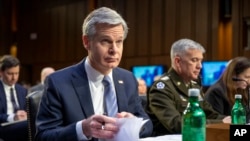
139, 134, 182, 141
106, 117, 148, 141
1, 119, 27, 126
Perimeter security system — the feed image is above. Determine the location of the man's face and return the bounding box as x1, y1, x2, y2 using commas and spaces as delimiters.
175, 49, 203, 82
83, 23, 124, 75
0, 66, 20, 86
138, 79, 147, 94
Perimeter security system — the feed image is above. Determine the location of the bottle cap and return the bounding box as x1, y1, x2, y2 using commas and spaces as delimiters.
188, 88, 200, 97
235, 94, 242, 99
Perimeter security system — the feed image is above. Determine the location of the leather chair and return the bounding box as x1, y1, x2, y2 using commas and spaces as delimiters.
26, 90, 43, 141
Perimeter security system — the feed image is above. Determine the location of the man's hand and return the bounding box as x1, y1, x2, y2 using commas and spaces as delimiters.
14, 110, 27, 121
222, 116, 231, 123
116, 111, 135, 118
82, 114, 119, 139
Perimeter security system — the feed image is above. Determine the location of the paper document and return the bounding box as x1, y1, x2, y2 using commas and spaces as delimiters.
105, 117, 148, 141
140, 134, 182, 141
1, 119, 27, 126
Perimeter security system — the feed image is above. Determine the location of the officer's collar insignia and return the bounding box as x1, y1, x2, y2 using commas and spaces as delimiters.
198, 94, 204, 101
191, 80, 197, 84
160, 76, 169, 81
156, 82, 165, 89
177, 82, 181, 86
180, 95, 187, 101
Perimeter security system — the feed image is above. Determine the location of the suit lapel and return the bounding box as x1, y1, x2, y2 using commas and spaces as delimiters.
0, 81, 7, 112
113, 69, 128, 112
71, 60, 95, 118
14, 85, 25, 109
70, 62, 129, 117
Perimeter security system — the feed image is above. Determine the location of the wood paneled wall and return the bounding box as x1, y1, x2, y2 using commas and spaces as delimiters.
0, 0, 249, 85
95, 0, 220, 68
0, 0, 12, 55
232, 0, 250, 57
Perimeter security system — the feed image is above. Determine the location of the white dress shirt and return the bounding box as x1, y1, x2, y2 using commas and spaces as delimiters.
1, 81, 19, 122
76, 57, 116, 141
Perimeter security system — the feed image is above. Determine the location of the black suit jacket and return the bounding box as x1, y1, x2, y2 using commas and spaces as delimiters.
0, 81, 27, 123
0, 81, 28, 141
35, 59, 153, 141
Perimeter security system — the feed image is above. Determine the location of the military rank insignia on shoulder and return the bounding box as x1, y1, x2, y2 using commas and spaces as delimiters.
160, 76, 169, 81
179, 95, 187, 102
190, 80, 197, 85
156, 82, 165, 89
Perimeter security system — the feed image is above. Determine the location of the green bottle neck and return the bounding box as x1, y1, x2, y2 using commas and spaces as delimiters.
235, 98, 242, 105
189, 96, 199, 102
188, 96, 199, 107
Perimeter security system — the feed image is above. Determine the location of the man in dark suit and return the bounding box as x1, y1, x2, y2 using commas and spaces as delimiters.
137, 78, 148, 109
0, 55, 28, 141
28, 67, 55, 93
35, 7, 153, 141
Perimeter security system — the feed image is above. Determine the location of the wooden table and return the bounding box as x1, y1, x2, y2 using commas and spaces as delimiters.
206, 123, 230, 141
141, 123, 230, 141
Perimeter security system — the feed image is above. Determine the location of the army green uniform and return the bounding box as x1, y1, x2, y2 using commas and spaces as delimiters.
145, 68, 225, 136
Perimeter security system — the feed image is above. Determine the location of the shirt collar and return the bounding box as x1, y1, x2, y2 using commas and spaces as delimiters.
85, 57, 113, 83
1, 80, 14, 90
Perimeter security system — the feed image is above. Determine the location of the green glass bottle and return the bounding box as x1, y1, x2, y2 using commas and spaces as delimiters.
182, 88, 206, 141
231, 94, 246, 124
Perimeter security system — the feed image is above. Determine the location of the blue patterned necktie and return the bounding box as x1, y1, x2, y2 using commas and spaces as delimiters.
102, 76, 118, 117
10, 87, 18, 113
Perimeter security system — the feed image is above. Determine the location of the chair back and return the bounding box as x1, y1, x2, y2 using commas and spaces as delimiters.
26, 90, 43, 141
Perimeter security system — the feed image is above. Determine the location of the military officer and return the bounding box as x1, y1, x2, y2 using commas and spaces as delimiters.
145, 38, 231, 136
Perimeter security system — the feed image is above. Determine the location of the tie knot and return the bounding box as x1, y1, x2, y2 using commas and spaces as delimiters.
102, 76, 111, 86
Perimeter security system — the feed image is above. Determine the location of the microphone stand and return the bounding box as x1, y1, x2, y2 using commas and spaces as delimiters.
248, 85, 250, 113
246, 84, 250, 123
242, 81, 249, 111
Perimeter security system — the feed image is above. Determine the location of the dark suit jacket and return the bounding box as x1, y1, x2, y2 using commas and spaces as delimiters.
204, 80, 230, 115
0, 81, 27, 123
140, 95, 147, 110
35, 59, 153, 141
0, 81, 28, 141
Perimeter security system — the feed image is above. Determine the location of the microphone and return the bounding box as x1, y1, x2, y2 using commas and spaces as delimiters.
232, 77, 248, 83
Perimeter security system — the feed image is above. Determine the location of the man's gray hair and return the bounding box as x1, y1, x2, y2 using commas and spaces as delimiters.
170, 38, 206, 61
82, 7, 128, 39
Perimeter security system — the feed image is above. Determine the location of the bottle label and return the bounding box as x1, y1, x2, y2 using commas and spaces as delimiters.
182, 127, 205, 141
232, 115, 246, 125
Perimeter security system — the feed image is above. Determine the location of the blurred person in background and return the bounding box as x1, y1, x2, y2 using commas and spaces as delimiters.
0, 55, 28, 141
28, 67, 55, 93
205, 56, 250, 122
138, 78, 148, 109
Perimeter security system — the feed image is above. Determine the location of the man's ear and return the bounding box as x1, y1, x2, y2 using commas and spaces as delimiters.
82, 35, 90, 50
174, 56, 181, 67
